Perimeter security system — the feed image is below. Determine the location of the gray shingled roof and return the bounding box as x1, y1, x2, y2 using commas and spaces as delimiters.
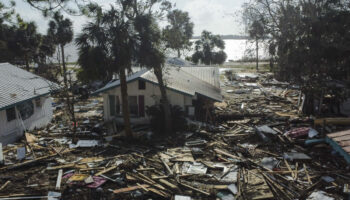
0, 63, 58, 111
93, 66, 222, 102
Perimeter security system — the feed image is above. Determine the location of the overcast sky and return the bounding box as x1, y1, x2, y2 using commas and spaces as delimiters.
13, 0, 247, 36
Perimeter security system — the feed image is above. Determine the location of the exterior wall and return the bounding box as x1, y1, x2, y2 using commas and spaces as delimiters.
0, 96, 53, 145
102, 80, 194, 123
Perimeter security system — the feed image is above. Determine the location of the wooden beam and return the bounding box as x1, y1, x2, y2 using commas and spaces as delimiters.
179, 182, 210, 196
284, 160, 295, 178
0, 180, 11, 191
95, 166, 117, 176
113, 185, 150, 194
214, 148, 241, 160
159, 179, 179, 190
303, 164, 312, 184
159, 157, 173, 176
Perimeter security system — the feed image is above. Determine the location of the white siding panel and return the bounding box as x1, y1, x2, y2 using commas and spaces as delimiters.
102, 80, 194, 122
0, 96, 53, 145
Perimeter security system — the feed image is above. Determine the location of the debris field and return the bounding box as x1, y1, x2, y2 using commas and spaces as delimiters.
0, 70, 349, 200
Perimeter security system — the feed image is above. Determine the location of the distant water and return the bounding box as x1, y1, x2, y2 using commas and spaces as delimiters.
223, 39, 268, 61
63, 39, 268, 63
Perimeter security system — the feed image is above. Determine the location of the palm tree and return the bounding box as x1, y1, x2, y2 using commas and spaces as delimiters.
77, 1, 174, 138
47, 12, 76, 134
47, 12, 73, 87
134, 14, 173, 134
76, 6, 135, 138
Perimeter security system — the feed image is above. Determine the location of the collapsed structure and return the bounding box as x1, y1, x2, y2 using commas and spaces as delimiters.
0, 63, 57, 145
0, 65, 349, 199
93, 66, 222, 125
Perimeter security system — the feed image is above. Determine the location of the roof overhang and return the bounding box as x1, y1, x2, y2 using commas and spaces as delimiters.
0, 92, 51, 111
92, 77, 194, 98
93, 77, 222, 102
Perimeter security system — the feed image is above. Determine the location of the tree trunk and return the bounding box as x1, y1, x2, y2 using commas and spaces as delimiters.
153, 65, 172, 135
68, 74, 77, 135
119, 67, 133, 139
269, 58, 273, 72
60, 45, 68, 87
61, 44, 76, 135
256, 38, 259, 71
177, 49, 181, 58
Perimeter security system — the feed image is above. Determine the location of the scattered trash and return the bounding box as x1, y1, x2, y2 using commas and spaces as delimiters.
307, 191, 335, 200
227, 184, 238, 195
186, 162, 207, 175
285, 127, 310, 138
257, 125, 278, 135
283, 152, 312, 161
0, 73, 348, 200
75, 140, 100, 148
175, 195, 191, 200
260, 157, 279, 170
322, 176, 335, 183
16, 147, 26, 160
308, 128, 319, 138
48, 191, 61, 200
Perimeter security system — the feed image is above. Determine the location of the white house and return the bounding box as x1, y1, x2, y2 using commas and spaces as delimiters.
0, 63, 58, 145
93, 65, 222, 126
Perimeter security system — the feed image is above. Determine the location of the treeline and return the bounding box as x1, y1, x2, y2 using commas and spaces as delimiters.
0, 12, 56, 71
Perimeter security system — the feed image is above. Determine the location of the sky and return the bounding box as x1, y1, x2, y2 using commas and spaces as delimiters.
13, 0, 247, 36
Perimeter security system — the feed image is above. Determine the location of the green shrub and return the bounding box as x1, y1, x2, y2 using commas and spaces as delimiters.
146, 104, 187, 134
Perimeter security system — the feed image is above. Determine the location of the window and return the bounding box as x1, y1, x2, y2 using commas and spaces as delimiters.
138, 80, 146, 90
35, 98, 41, 108
109, 95, 116, 116
6, 107, 16, 122
116, 96, 120, 115
138, 95, 145, 117
17, 101, 34, 120
128, 96, 138, 116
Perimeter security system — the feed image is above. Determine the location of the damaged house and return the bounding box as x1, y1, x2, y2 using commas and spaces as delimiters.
93, 66, 222, 125
0, 63, 57, 145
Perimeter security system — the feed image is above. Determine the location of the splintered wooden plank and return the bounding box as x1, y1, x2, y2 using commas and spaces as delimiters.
179, 182, 210, 196
95, 166, 117, 176
339, 141, 350, 147
343, 147, 350, 153
327, 129, 350, 138
113, 185, 150, 194
244, 169, 274, 200
333, 135, 350, 142
159, 179, 179, 190
0, 181, 11, 191
315, 118, 350, 126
